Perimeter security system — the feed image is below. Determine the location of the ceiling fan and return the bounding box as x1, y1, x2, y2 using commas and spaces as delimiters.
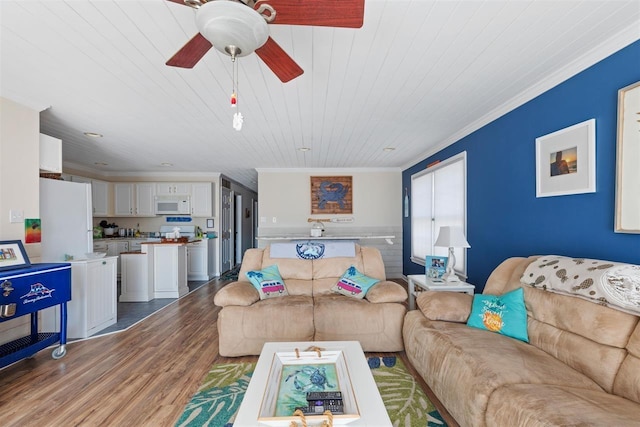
165, 0, 365, 82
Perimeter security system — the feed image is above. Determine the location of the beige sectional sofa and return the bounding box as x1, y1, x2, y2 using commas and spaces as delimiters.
403, 256, 640, 427
214, 244, 407, 357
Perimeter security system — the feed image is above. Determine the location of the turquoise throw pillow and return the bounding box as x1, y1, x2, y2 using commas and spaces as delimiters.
331, 266, 380, 299
246, 265, 289, 300
467, 287, 529, 342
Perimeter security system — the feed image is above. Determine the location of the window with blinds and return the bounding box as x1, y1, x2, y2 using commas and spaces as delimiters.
410, 152, 467, 275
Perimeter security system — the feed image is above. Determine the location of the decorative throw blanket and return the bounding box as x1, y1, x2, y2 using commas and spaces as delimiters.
521, 255, 640, 316
269, 242, 356, 259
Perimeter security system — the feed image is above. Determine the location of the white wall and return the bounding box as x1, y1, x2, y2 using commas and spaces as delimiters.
256, 168, 403, 277
0, 97, 41, 344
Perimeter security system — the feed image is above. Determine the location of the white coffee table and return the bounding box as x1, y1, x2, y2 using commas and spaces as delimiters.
234, 340, 391, 426
407, 274, 475, 310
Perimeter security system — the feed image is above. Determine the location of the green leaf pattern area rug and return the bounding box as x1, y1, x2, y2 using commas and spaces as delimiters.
176, 357, 447, 427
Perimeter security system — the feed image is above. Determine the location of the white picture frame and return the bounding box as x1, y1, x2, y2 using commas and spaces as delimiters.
615, 81, 640, 233
535, 119, 596, 198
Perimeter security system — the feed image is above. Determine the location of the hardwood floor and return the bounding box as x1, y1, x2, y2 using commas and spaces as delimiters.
0, 278, 458, 427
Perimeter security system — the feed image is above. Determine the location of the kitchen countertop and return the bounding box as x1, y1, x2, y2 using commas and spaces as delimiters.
94, 237, 159, 241
257, 234, 395, 244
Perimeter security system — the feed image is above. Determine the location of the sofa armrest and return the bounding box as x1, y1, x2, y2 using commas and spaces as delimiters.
365, 280, 407, 304
213, 281, 260, 307
417, 291, 473, 322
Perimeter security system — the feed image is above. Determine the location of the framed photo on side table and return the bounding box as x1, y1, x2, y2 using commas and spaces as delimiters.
425, 255, 448, 279
535, 118, 596, 198
0, 240, 31, 271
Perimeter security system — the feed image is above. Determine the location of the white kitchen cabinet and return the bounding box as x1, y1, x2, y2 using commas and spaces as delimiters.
68, 257, 117, 338
187, 241, 207, 280
127, 239, 146, 252
156, 182, 191, 195
114, 183, 156, 217
187, 239, 216, 280
120, 253, 151, 302
135, 183, 156, 216
114, 183, 134, 216
91, 179, 110, 216
39, 133, 62, 173
143, 243, 188, 299
190, 182, 213, 217
106, 240, 129, 276
93, 240, 108, 253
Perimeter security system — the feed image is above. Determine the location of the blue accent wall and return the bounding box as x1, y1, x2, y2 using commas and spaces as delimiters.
403, 40, 640, 292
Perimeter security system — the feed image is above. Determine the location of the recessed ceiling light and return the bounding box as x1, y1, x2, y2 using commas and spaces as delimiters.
84, 132, 103, 138
94, 162, 108, 166
383, 147, 396, 152
298, 147, 311, 152
161, 162, 173, 167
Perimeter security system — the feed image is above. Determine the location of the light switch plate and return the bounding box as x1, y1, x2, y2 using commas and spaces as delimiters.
9, 209, 24, 223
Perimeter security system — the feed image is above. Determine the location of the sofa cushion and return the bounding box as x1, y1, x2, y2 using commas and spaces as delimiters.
263, 245, 313, 280
246, 264, 289, 299
217, 295, 315, 357
486, 384, 640, 427
523, 285, 638, 392
417, 291, 472, 322
314, 294, 405, 351
467, 287, 529, 342
237, 248, 268, 280
483, 256, 533, 295
365, 280, 407, 304
213, 281, 259, 307
331, 266, 379, 299
613, 321, 640, 404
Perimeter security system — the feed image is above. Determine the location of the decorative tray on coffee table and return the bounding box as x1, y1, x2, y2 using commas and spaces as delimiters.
257, 347, 360, 426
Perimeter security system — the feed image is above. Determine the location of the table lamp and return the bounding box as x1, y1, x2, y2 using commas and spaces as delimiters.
434, 226, 470, 282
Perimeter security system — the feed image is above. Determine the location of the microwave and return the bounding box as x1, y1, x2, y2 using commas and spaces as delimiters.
155, 196, 191, 215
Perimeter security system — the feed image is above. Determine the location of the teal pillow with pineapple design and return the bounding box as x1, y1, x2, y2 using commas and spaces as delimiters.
466, 287, 529, 342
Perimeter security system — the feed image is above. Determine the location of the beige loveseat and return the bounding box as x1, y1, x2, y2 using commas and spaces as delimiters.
403, 256, 640, 427
214, 244, 407, 357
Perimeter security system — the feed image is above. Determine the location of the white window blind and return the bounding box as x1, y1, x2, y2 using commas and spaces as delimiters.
411, 152, 467, 275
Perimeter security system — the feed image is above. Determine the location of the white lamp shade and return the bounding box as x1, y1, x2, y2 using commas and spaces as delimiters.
196, 1, 269, 57
434, 226, 470, 248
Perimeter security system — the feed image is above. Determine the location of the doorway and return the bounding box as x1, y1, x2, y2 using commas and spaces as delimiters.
235, 194, 243, 265
220, 186, 233, 273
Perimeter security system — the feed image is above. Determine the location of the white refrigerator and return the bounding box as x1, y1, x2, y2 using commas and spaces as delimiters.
40, 178, 93, 262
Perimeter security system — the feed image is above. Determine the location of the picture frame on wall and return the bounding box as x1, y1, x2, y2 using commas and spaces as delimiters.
425, 255, 448, 278
535, 118, 596, 198
310, 176, 353, 214
0, 240, 31, 271
615, 81, 640, 233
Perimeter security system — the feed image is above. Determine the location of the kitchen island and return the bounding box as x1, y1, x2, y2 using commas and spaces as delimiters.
141, 241, 188, 299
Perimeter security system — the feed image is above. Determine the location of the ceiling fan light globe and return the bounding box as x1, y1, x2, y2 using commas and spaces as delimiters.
196, 0, 269, 57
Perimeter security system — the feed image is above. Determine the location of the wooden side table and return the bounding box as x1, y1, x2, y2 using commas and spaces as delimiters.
407, 274, 475, 310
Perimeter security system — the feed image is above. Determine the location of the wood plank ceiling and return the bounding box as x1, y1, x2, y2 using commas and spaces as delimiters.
1, 0, 638, 190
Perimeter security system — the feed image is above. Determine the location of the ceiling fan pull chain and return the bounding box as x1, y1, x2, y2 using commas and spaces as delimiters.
232, 55, 243, 131
231, 52, 237, 108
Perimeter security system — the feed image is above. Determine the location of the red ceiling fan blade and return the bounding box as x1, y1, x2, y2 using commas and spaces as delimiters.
166, 33, 213, 68
255, 0, 364, 28
255, 37, 303, 82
